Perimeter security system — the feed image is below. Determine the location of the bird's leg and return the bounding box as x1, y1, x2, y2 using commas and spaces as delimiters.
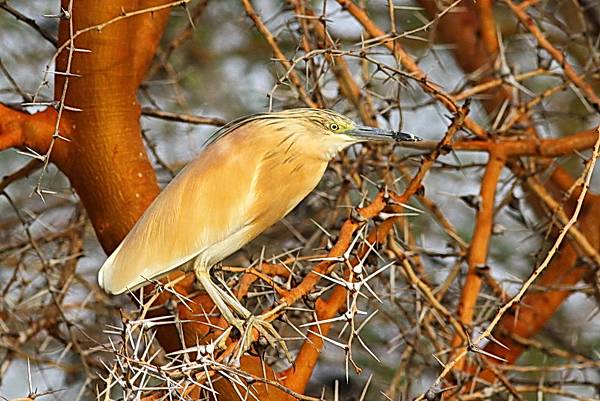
194, 267, 246, 333
193, 259, 291, 362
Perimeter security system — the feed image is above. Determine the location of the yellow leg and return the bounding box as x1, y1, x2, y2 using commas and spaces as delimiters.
193, 260, 291, 362
195, 269, 245, 331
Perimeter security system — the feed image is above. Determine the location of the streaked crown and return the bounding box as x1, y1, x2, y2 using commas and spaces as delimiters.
204, 108, 358, 147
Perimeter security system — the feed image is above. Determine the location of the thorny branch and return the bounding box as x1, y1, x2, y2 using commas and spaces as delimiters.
1, 0, 599, 400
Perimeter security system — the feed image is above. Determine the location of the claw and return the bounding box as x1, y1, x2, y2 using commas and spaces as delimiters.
232, 313, 292, 363
195, 269, 292, 363
255, 316, 293, 363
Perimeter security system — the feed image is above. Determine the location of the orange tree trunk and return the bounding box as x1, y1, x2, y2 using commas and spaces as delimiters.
0, 1, 292, 399
54, 0, 165, 252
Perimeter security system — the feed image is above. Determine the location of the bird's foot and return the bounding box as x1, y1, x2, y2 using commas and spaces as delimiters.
232, 306, 291, 363
195, 269, 291, 363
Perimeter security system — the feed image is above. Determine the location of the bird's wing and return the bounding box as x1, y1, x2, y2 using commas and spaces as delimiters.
98, 126, 264, 294
98, 122, 328, 294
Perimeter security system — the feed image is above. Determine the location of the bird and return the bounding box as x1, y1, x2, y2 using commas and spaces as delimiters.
98, 108, 420, 357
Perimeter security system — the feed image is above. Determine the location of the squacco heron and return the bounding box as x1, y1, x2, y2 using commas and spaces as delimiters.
98, 108, 420, 355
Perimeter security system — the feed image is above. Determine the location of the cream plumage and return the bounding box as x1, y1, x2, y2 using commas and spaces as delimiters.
98, 108, 419, 356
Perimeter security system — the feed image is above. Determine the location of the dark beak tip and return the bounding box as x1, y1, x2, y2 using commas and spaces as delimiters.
393, 131, 422, 142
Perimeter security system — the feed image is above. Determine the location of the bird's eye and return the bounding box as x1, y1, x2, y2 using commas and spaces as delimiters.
330, 123, 339, 131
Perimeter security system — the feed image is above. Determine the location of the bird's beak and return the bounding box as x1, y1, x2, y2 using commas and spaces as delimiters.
346, 126, 422, 143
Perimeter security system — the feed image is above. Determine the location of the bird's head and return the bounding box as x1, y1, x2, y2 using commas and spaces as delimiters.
204, 108, 422, 162
273, 108, 422, 160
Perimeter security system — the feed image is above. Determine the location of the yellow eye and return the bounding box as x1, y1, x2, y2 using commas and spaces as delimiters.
330, 123, 339, 131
